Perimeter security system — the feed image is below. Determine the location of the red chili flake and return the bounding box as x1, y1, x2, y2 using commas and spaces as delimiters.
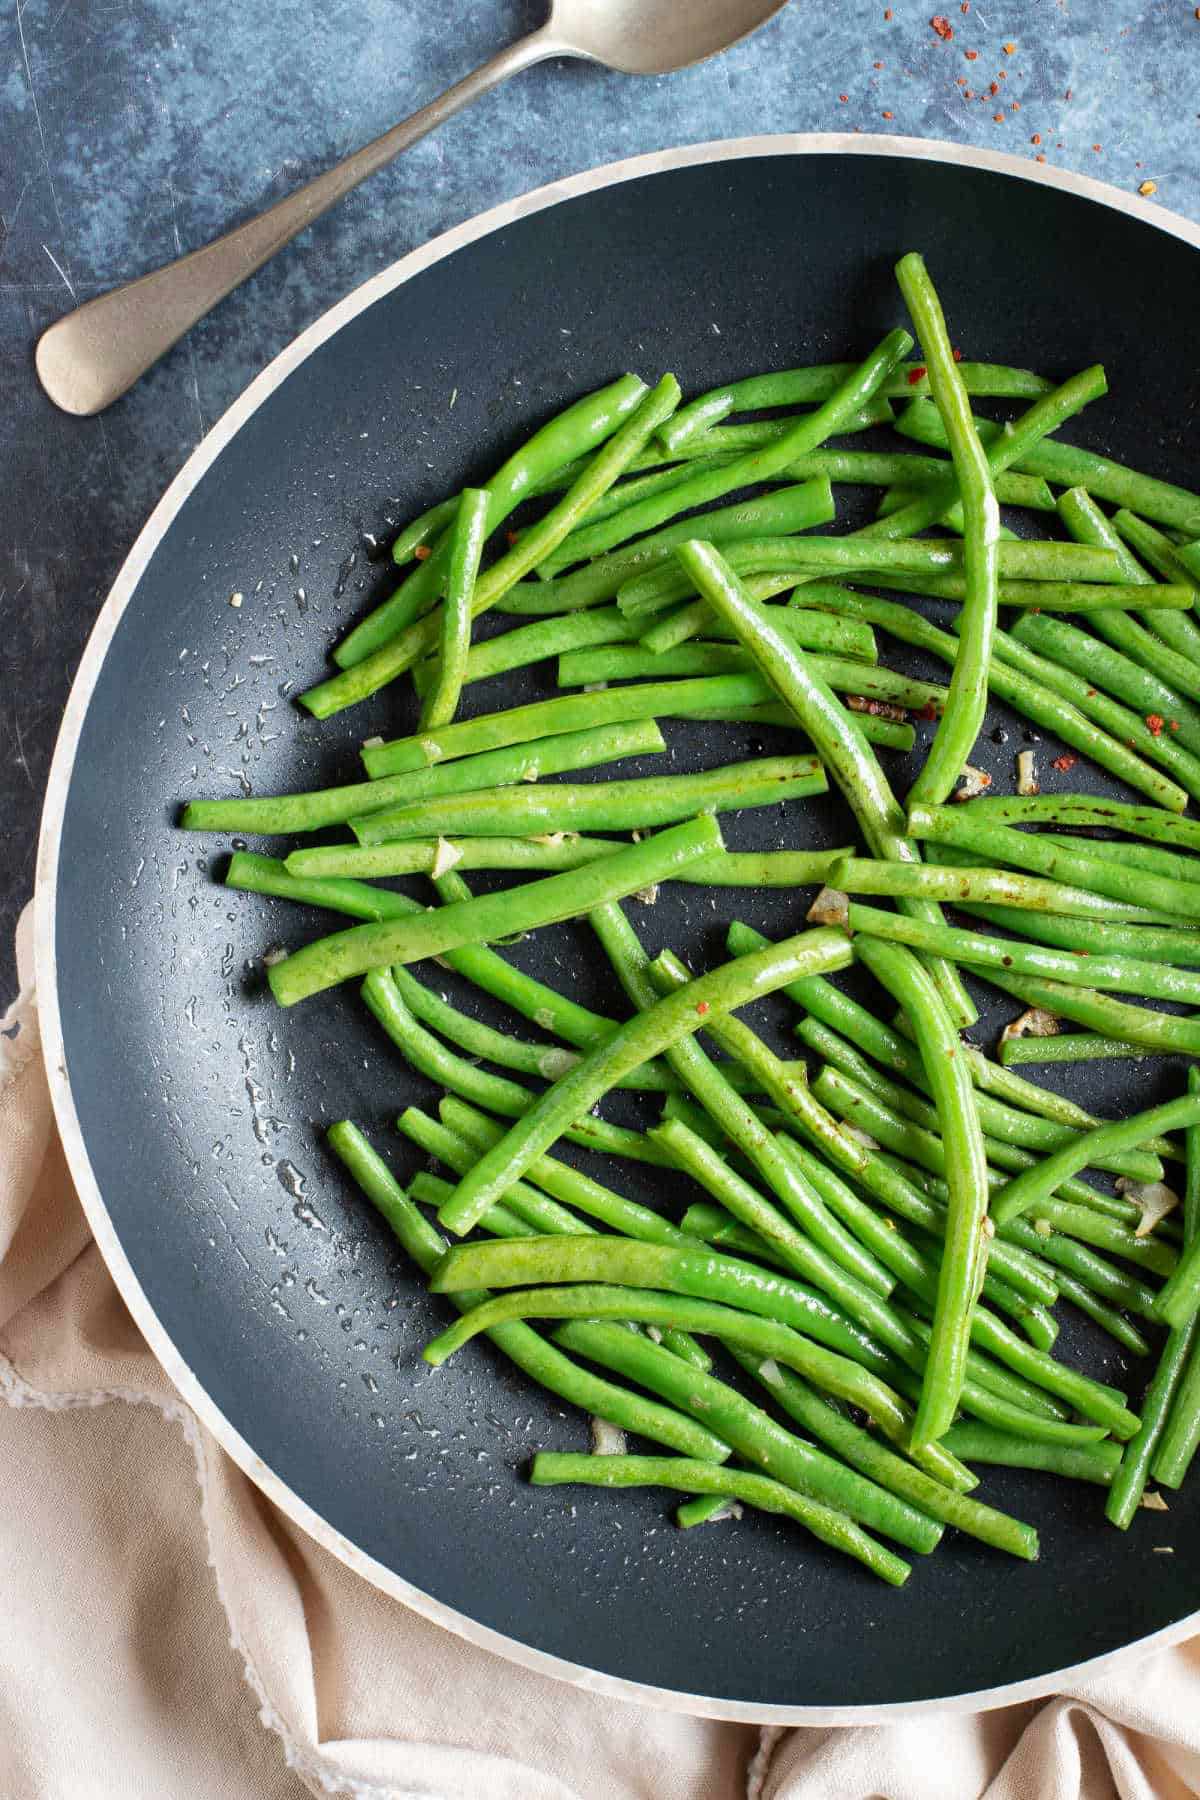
882, 110, 894, 118
1093, 143, 1102, 152
952, 347, 963, 361
839, 93, 849, 101
1171, 720, 1181, 731
1035, 154, 1046, 163
994, 112, 1005, 122
1031, 133, 1042, 144
884, 6, 893, 17
1147, 713, 1165, 737
962, 0, 969, 9
874, 61, 884, 68
931, 15, 954, 39
964, 47, 978, 59
957, 76, 966, 85
1052, 754, 1079, 771
917, 701, 940, 721
907, 365, 928, 384
695, 1001, 710, 1016
989, 79, 1000, 94
1012, 101, 1021, 110
998, 68, 1006, 77
1086, 688, 1096, 696
965, 88, 975, 97
413, 544, 433, 561
1003, 40, 1017, 52
506, 529, 520, 546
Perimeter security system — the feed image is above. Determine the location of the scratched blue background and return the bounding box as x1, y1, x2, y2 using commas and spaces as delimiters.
2, 0, 1198, 993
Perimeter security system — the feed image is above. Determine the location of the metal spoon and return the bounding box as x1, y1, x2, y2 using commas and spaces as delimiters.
35, 0, 787, 417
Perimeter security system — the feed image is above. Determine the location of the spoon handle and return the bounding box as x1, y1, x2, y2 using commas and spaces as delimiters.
35, 23, 564, 417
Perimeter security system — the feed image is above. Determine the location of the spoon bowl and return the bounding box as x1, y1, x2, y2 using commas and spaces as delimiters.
550, 0, 789, 75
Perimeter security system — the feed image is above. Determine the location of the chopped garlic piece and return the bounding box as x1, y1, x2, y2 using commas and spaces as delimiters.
807, 886, 849, 927
430, 837, 463, 878
1116, 1177, 1180, 1238
1016, 750, 1040, 796
590, 1418, 627, 1456
952, 764, 993, 801
999, 1006, 1061, 1048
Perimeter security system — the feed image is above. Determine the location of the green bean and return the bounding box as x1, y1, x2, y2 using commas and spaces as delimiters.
340, 373, 651, 663
555, 643, 948, 711
438, 1097, 697, 1249
795, 1014, 1161, 1186
183, 718, 666, 836
359, 673, 805, 777
739, 1353, 1038, 1558
639, 600, 878, 661
391, 493, 462, 567
674, 538, 975, 1028
421, 605, 638, 693
895, 253, 1001, 810
225, 852, 677, 1077
650, 996, 1118, 1432
286, 836, 624, 880
727, 928, 1166, 1162
325, 1121, 728, 1460
640, 951, 895, 1300
399, 1124, 712, 1373
875, 487, 1026, 535
991, 1096, 1200, 1229
554, 648, 949, 716
269, 813, 724, 1005
1113, 510, 1200, 598
424, 1240, 971, 1486
1154, 1069, 1200, 1331
896, 393, 1200, 536
1055, 488, 1200, 702
867, 571, 1193, 612
679, 1202, 784, 1261
907, 803, 1200, 921
997, 1033, 1165, 1066
516, 482, 837, 614
942, 1423, 1121, 1486
659, 700, 916, 752
985, 623, 1200, 807
792, 584, 1189, 811
1108, 1069, 1200, 1522
963, 792, 1200, 856
419, 487, 489, 729
616, 538, 1123, 621
835, 934, 989, 1445
398, 1109, 590, 1235
304, 375, 681, 716
351, 755, 827, 845
1011, 612, 1200, 758
434, 925, 853, 1235
1024, 1197, 1177, 1278
849, 899, 1200, 1008
529, 1453, 911, 1585
549, 1319, 942, 1552
1042, 832, 1200, 889
988, 968, 1200, 1058
535, 331, 910, 575
1050, 1269, 1152, 1354
658, 360, 1050, 452
424, 1278, 950, 1475
957, 902, 1200, 972
384, 973, 693, 1092
361, 971, 669, 1164
863, 367, 1107, 542
831, 856, 1174, 923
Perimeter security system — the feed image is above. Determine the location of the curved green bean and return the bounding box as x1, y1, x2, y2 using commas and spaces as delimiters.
529, 1453, 911, 1585
419, 486, 489, 729
351, 755, 827, 845
942, 1423, 1121, 1486
896, 253, 1000, 810
184, 718, 665, 836
304, 375, 681, 716
340, 372, 650, 664
325, 1122, 728, 1460
269, 813, 723, 1005
992, 1095, 1200, 1229
831, 855, 1174, 923
674, 538, 974, 1027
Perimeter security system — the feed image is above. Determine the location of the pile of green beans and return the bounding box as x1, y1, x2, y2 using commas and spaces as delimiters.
182, 251, 1200, 1590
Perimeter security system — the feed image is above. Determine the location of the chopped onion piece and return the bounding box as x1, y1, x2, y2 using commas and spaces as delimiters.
1115, 1177, 1180, 1238
590, 1418, 627, 1456
431, 837, 463, 878
807, 886, 849, 928
1140, 1490, 1170, 1512
999, 1006, 1061, 1048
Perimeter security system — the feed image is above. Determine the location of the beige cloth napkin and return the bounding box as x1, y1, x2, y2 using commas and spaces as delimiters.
3, 906, 1200, 1800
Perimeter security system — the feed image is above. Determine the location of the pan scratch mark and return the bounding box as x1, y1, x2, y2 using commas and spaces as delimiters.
12, 714, 33, 788
168, 172, 206, 439
16, 0, 73, 271
3, 175, 33, 241
97, 412, 115, 482
41, 242, 76, 301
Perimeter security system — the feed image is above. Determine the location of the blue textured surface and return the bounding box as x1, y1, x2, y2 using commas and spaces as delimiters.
2, 0, 1198, 991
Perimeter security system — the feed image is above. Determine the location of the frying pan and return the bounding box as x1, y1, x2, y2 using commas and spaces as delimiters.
35, 137, 1200, 1722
